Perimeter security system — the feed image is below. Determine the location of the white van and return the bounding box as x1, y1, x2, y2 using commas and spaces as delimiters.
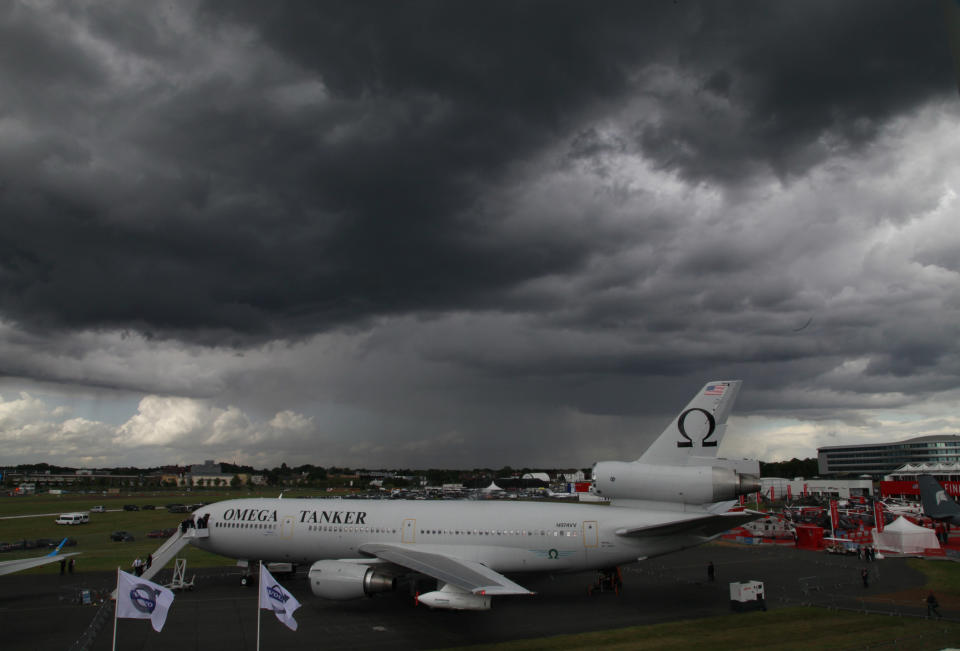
55, 512, 90, 525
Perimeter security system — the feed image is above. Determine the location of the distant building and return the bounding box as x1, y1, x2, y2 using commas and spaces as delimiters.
818, 435, 960, 478
880, 462, 960, 498
760, 477, 873, 499
188, 460, 233, 487
884, 462, 960, 481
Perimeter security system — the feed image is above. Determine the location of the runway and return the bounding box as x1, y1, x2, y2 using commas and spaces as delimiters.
0, 542, 934, 650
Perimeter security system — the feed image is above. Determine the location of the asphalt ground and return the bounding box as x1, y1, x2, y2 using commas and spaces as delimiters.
0, 542, 944, 651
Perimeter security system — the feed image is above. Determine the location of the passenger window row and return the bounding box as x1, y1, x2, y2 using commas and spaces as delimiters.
305, 525, 398, 534
418, 529, 578, 537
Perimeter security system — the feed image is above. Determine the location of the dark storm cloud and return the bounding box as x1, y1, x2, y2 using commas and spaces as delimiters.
635, 2, 954, 182
0, 1, 951, 348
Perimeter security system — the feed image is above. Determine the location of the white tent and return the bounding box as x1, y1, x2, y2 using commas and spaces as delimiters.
522, 472, 551, 483
872, 516, 939, 554
482, 481, 504, 493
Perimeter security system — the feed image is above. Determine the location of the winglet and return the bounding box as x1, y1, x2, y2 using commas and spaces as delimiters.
46, 538, 69, 557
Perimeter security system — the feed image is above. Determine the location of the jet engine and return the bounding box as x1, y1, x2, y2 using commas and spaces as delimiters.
308, 560, 396, 600
591, 462, 760, 504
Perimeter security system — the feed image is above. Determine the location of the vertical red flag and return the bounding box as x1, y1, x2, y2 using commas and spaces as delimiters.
787, 485, 793, 500
803, 483, 808, 498
770, 486, 775, 501
739, 494, 745, 506
830, 499, 839, 533
874, 500, 885, 533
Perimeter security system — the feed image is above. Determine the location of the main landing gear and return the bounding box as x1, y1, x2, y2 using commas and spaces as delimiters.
588, 567, 623, 596
240, 560, 256, 586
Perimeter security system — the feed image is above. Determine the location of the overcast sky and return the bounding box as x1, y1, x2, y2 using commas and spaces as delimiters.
1, 1, 960, 471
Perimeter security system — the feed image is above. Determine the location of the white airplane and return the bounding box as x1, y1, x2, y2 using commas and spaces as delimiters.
167, 380, 761, 610
0, 538, 79, 576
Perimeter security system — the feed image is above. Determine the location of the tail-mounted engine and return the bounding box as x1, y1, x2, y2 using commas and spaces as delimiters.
591, 462, 760, 504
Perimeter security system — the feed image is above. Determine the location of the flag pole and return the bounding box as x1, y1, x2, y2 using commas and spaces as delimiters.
112, 567, 120, 651
256, 561, 261, 651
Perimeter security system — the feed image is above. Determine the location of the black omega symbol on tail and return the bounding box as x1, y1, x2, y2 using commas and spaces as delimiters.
676, 408, 717, 448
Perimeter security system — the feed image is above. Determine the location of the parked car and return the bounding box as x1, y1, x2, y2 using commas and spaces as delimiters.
146, 528, 176, 539
90, 505, 105, 513
166, 504, 188, 513
110, 531, 135, 542
122, 504, 139, 511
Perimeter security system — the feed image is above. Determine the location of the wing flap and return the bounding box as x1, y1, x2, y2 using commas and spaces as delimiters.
359, 543, 532, 596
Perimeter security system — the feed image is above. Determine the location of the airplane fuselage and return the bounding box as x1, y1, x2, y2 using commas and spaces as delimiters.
190, 497, 718, 574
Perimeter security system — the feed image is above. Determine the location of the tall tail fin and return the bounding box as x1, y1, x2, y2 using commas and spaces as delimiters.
637, 380, 742, 465
918, 475, 960, 521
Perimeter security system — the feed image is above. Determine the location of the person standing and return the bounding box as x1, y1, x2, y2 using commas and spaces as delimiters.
861, 567, 869, 588
59, 558, 66, 575
68, 557, 75, 574
927, 592, 942, 619
707, 561, 715, 582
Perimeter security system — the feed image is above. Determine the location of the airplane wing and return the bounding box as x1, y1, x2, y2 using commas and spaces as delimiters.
359, 543, 533, 596
615, 511, 763, 539
0, 538, 79, 577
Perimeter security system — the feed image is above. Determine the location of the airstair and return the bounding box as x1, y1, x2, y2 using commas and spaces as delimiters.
139, 525, 208, 583
111, 524, 208, 598
166, 558, 195, 590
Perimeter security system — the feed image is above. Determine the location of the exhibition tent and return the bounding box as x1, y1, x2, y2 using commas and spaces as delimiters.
872, 516, 939, 554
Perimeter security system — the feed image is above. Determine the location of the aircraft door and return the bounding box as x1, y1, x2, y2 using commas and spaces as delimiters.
583, 520, 598, 548
280, 515, 295, 539
402, 518, 416, 544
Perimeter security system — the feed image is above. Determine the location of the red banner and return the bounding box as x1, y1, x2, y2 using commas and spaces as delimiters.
874, 500, 885, 533
830, 499, 839, 532
803, 483, 808, 498
880, 480, 960, 497
739, 494, 745, 506
770, 486, 775, 501
787, 485, 792, 500
756, 491, 761, 508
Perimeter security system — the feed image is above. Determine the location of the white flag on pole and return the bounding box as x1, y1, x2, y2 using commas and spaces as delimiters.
259, 563, 301, 631
116, 569, 175, 632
